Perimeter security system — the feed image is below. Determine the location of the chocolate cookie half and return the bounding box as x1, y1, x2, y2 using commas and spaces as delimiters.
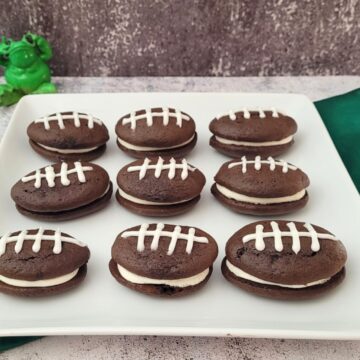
116, 157, 206, 216
222, 220, 347, 300
0, 228, 90, 297
27, 111, 109, 161
209, 109, 297, 158
11, 161, 113, 221
115, 107, 197, 158
212, 156, 310, 215
109, 223, 218, 297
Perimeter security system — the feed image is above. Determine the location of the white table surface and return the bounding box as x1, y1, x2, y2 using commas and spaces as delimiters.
0, 76, 359, 360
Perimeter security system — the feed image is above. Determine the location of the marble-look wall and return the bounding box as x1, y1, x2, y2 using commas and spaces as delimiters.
1, 0, 359, 76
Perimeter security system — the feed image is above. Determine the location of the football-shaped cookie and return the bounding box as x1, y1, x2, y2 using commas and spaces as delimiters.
115, 107, 197, 158
116, 157, 206, 216
222, 220, 347, 300
109, 223, 218, 297
11, 161, 113, 221
27, 111, 109, 161
211, 156, 310, 215
209, 108, 297, 158
0, 228, 90, 296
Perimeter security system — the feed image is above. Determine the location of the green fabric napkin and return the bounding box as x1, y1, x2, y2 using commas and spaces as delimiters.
0, 337, 41, 353
0, 88, 359, 353
315, 88, 360, 192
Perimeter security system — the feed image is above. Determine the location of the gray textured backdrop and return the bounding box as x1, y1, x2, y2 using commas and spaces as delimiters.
1, 0, 360, 76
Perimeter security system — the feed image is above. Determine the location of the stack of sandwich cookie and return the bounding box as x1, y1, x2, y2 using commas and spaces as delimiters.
209, 108, 297, 157
27, 111, 109, 161
109, 223, 218, 297
222, 220, 347, 299
0, 228, 90, 296
11, 161, 113, 221
116, 156, 206, 216
115, 107, 197, 158
212, 156, 310, 215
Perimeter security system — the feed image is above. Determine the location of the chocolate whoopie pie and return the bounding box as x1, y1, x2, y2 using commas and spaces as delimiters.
115, 107, 197, 158
116, 156, 206, 216
11, 161, 113, 221
212, 156, 310, 215
109, 223, 218, 297
209, 108, 297, 158
27, 111, 109, 161
222, 220, 347, 300
0, 228, 90, 297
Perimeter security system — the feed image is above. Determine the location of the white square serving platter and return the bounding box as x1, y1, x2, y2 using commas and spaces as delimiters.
0, 92, 359, 339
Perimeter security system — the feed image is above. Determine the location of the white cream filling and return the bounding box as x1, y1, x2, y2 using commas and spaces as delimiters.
226, 260, 330, 289
37, 143, 99, 154
117, 264, 209, 288
118, 188, 194, 206
216, 183, 306, 205
215, 135, 293, 147
117, 134, 195, 151
0, 268, 79, 288
99, 184, 111, 198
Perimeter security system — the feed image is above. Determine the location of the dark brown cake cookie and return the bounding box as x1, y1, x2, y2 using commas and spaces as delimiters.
0, 228, 90, 297
11, 161, 112, 221
109, 223, 218, 297
116, 157, 206, 216
222, 220, 347, 300
212, 156, 310, 215
27, 111, 109, 161
209, 109, 297, 158
115, 107, 197, 158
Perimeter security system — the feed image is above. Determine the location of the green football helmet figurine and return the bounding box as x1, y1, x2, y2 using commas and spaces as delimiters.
0, 32, 57, 106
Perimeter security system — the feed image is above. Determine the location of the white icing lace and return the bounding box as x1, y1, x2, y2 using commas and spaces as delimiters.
0, 228, 86, 256
228, 156, 297, 173
242, 222, 337, 254
121, 223, 209, 255
34, 112, 102, 130
122, 107, 190, 130
21, 161, 93, 188
216, 107, 279, 120
127, 157, 196, 180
